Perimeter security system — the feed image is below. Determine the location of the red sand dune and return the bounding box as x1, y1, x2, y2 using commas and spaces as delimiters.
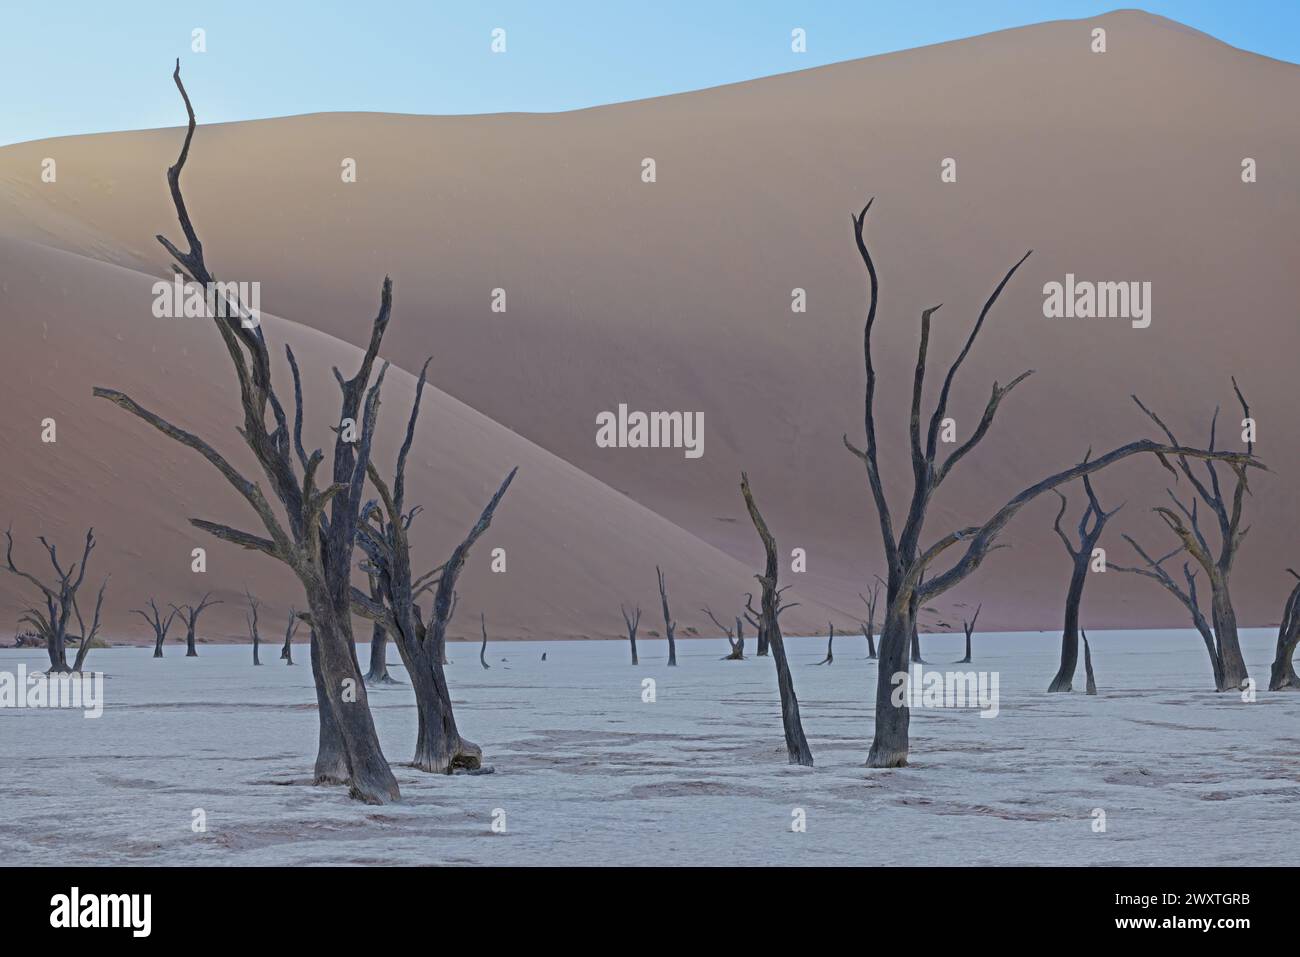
1, 10, 1297, 641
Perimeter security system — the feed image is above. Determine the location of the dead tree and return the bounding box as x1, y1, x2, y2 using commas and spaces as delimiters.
860, 581, 881, 659
1046, 474, 1122, 692
246, 590, 262, 665
281, 608, 300, 665
133, 598, 179, 659
4, 527, 107, 673
1111, 534, 1224, 688
353, 358, 517, 773
703, 605, 743, 660
1269, 570, 1300, 691
742, 593, 770, 656
1130, 380, 1255, 690
93, 63, 402, 803
362, 569, 400, 685
740, 472, 813, 766
959, 604, 980, 663
479, 614, 490, 670
170, 593, 222, 658
842, 199, 1261, 766
656, 566, 677, 666
1082, 630, 1097, 695
621, 604, 641, 665
816, 623, 835, 665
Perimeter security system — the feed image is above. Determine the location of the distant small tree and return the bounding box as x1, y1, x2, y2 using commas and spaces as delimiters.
815, 622, 835, 665
702, 605, 743, 660
4, 526, 107, 673
621, 604, 641, 665
958, 604, 981, 664
479, 614, 490, 670
280, 607, 300, 665
656, 566, 677, 666
133, 597, 179, 659
170, 593, 222, 658
245, 590, 262, 665
859, 580, 882, 659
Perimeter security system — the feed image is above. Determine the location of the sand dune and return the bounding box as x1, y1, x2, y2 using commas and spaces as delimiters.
0, 235, 850, 641
1, 9, 1297, 636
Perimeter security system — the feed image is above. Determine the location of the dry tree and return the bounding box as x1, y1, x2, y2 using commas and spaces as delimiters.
171, 592, 222, 658
353, 358, 517, 773
479, 613, 490, 670
842, 199, 1262, 767
94, 62, 399, 802
958, 603, 981, 664
245, 589, 262, 665
742, 592, 773, 657
1269, 570, 1300, 691
362, 568, 400, 686
1046, 473, 1121, 692
815, 622, 835, 665
1110, 535, 1224, 688
859, 580, 882, 659
1128, 381, 1256, 690
1082, 630, 1097, 695
133, 598, 179, 659
4, 527, 107, 673
656, 565, 677, 666
280, 607, 300, 666
740, 472, 813, 766
620, 604, 641, 665
702, 605, 744, 660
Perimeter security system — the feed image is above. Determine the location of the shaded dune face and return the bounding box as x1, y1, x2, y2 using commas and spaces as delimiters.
1, 10, 1296, 640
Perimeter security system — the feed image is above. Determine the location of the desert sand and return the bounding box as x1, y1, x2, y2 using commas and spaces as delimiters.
1, 9, 1296, 642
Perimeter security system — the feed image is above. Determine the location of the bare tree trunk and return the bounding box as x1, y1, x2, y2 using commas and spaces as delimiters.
1209, 578, 1249, 690
741, 472, 813, 767
479, 613, 490, 670
246, 590, 262, 665
1048, 479, 1120, 692
868, 601, 912, 768
657, 566, 677, 666
309, 628, 349, 785
363, 573, 399, 685
622, 605, 641, 665
1048, 555, 1089, 692
863, 626, 876, 659
1269, 572, 1300, 691
816, 623, 834, 664
959, 604, 980, 664
1082, 631, 1097, 695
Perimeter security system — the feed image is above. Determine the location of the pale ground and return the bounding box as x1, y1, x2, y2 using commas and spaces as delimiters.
2, 629, 1297, 866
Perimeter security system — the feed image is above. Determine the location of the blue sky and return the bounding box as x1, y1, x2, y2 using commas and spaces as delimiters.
2, 1, 1295, 146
